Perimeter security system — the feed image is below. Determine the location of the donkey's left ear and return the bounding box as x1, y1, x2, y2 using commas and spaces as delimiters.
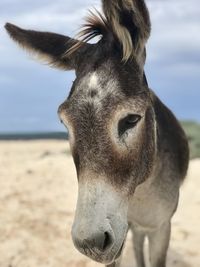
102, 0, 151, 66
5, 23, 92, 70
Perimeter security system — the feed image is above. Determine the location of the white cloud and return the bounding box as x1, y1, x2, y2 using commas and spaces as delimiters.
0, 0, 100, 33
147, 0, 200, 61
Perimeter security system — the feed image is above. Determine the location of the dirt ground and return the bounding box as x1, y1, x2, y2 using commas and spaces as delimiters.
0, 140, 199, 267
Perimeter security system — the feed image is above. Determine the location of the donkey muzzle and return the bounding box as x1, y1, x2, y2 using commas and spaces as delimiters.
72, 224, 115, 255
71, 179, 128, 264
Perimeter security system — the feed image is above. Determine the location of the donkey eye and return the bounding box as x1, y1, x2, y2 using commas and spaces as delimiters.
118, 114, 141, 137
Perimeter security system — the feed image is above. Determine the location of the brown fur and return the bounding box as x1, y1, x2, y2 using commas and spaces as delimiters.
5, 1, 189, 266
5, 23, 91, 70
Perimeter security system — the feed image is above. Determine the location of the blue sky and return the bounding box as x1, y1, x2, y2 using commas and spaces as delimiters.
0, 0, 199, 132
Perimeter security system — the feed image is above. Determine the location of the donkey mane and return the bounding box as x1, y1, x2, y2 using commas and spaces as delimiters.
64, 0, 151, 62
65, 10, 109, 57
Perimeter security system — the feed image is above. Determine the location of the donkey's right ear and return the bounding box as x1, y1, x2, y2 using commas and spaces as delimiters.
5, 23, 92, 71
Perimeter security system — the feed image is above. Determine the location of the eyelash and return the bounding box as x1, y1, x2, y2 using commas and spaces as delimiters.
118, 114, 141, 137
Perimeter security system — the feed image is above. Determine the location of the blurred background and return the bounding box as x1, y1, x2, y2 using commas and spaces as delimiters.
0, 1, 200, 267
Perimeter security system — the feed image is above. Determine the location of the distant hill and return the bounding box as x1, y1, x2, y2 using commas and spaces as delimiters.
181, 121, 200, 159
0, 132, 68, 141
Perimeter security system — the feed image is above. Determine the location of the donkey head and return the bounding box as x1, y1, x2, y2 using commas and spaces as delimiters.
5, 0, 156, 264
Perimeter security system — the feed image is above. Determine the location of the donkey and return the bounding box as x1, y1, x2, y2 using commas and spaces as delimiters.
5, 0, 189, 266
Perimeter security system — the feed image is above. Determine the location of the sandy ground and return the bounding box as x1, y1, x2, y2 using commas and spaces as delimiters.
0, 140, 199, 267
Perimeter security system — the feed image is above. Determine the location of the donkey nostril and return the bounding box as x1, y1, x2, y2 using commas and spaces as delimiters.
102, 231, 112, 251
78, 231, 113, 252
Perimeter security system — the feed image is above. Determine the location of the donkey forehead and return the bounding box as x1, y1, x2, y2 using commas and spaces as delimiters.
59, 67, 150, 121
58, 57, 150, 119
74, 70, 120, 99
70, 58, 145, 100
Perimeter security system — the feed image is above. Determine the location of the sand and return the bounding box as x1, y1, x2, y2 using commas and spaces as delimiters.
0, 140, 199, 267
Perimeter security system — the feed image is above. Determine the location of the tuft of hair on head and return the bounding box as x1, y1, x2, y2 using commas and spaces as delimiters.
65, 1, 151, 64
65, 9, 109, 57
